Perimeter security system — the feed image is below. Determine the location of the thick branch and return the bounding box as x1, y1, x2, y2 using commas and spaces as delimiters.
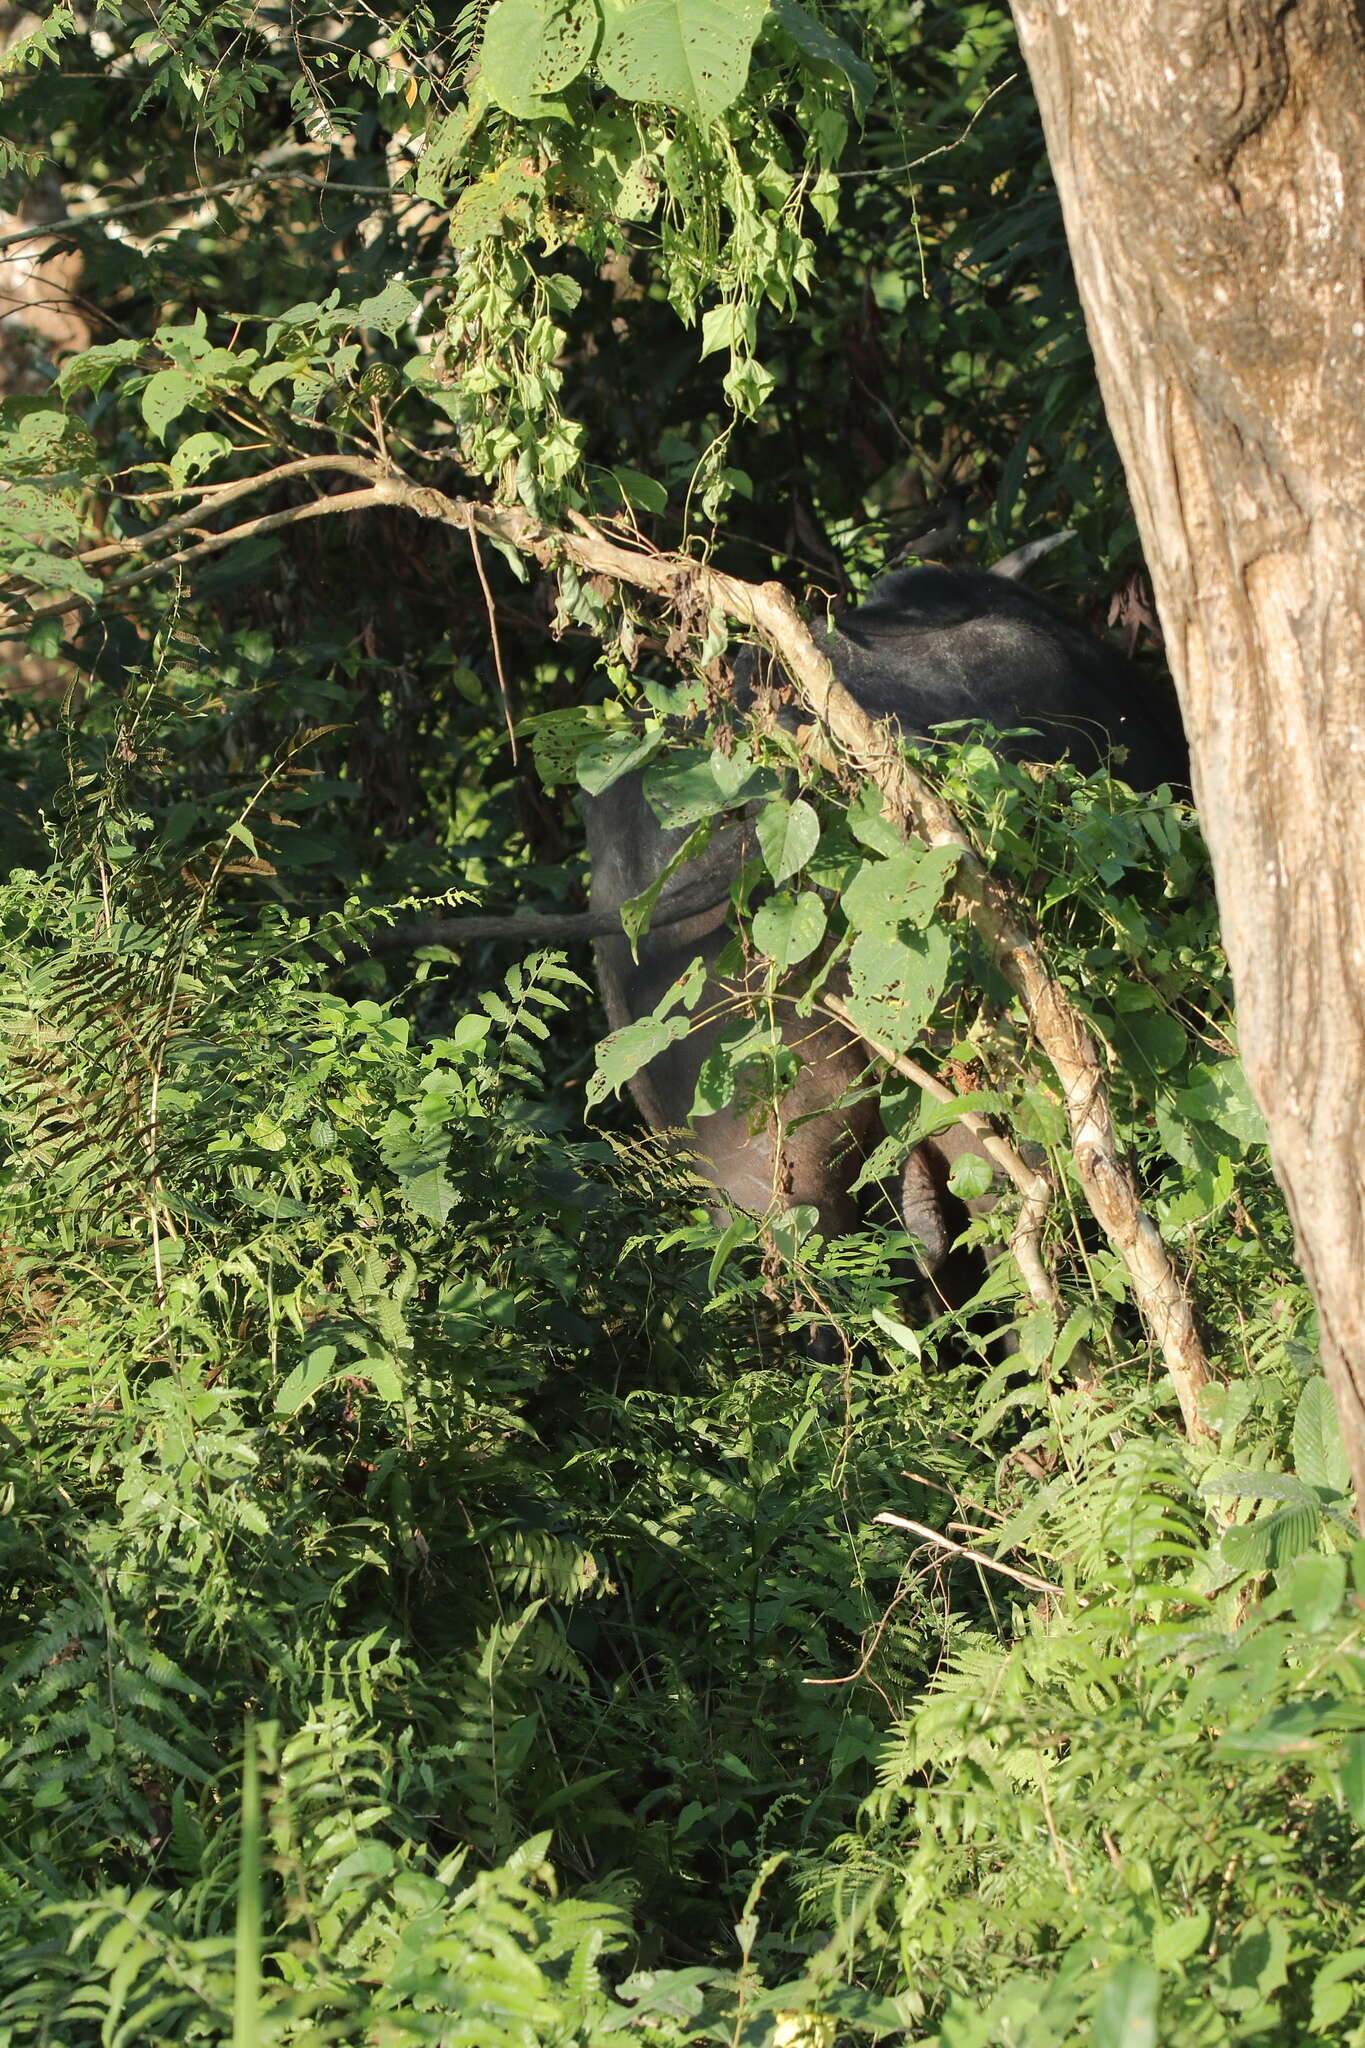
358, 885, 731, 958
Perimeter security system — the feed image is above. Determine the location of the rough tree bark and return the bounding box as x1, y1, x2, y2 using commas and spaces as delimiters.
1010, 0, 1365, 1513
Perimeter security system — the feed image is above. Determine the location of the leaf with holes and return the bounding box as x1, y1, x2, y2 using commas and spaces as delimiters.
482, 0, 599, 112
642, 748, 773, 827
843, 923, 951, 1054
576, 724, 660, 795
841, 843, 959, 933
588, 1009, 692, 1108
354, 281, 420, 336
598, 0, 766, 124
141, 369, 198, 442
170, 433, 232, 488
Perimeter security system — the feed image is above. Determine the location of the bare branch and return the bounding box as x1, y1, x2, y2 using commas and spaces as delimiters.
1, 480, 395, 629
873, 1511, 1061, 1594
72, 457, 383, 570
359, 884, 732, 959
0, 170, 414, 256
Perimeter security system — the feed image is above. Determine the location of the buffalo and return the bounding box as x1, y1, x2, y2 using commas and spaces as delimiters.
583, 557, 1186, 1301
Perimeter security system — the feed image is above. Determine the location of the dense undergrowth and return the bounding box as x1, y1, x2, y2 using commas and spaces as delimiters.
2, 674, 1363, 2048
2, 3, 1363, 2041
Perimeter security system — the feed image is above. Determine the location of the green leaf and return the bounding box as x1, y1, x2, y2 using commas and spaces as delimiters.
482, 0, 598, 112
55, 337, 142, 399
843, 923, 951, 1055
1107, 1000, 1186, 1075
397, 1164, 458, 1224
1220, 1498, 1323, 1574
642, 748, 772, 827
871, 1307, 922, 1359
275, 1345, 339, 1415
415, 85, 490, 199
621, 826, 713, 955
576, 725, 660, 795
841, 843, 959, 932
708, 1214, 753, 1288
1092, 1958, 1159, 2048
1176, 1058, 1268, 1149
380, 1114, 458, 1222
0, 482, 81, 547
1294, 1377, 1351, 1496
768, 1204, 817, 1258
710, 739, 756, 797
360, 1352, 405, 1404
141, 369, 198, 442
354, 281, 420, 336
7, 546, 101, 601
691, 1019, 781, 1116
847, 780, 903, 853
169, 432, 232, 487
1340, 1738, 1365, 1826
1152, 1908, 1209, 1969
1218, 1699, 1338, 1756
588, 1010, 692, 1107
1202, 1469, 1318, 1505
751, 890, 826, 969
611, 466, 668, 513
598, 0, 766, 123
756, 797, 819, 884
947, 1152, 994, 1202
770, 0, 877, 110
699, 301, 753, 358
1284, 1551, 1347, 1632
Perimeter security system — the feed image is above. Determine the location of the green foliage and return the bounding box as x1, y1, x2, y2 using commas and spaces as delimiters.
1, 5, 1362, 2044
2, 677, 1360, 2042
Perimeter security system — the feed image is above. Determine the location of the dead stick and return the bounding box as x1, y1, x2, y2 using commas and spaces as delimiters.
874, 1511, 1061, 1594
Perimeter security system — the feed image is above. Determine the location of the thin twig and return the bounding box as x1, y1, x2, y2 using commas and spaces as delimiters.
1038, 1765, 1078, 1894
0, 170, 412, 255
874, 1511, 1061, 1594
802, 1575, 920, 1689
467, 524, 518, 763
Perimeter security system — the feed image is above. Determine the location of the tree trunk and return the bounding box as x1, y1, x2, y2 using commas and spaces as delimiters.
1009, 0, 1365, 1510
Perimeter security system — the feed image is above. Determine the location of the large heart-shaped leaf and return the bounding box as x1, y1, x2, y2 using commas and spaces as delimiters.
598, 0, 766, 124
482, 0, 599, 114
751, 889, 826, 969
